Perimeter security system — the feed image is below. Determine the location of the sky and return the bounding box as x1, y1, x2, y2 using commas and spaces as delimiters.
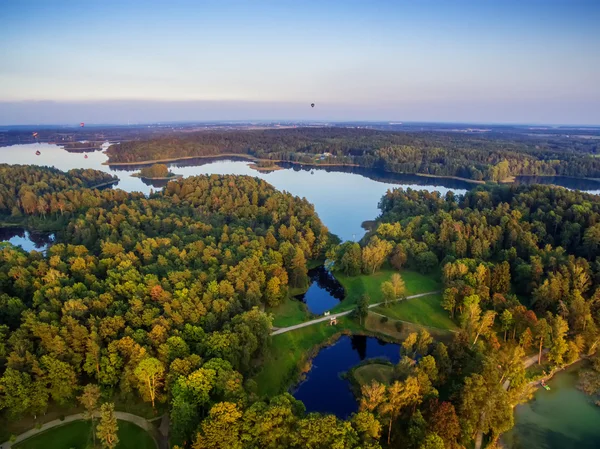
0, 0, 599, 125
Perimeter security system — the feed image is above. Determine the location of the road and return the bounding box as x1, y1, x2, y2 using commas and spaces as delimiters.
0, 411, 164, 449
271, 291, 440, 335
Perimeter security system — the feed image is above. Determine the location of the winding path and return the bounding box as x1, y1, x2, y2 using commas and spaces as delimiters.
0, 411, 165, 449
271, 291, 440, 335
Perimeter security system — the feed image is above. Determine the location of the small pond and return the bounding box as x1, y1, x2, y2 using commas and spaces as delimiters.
0, 227, 55, 252
293, 335, 400, 418
295, 266, 346, 315
503, 362, 600, 449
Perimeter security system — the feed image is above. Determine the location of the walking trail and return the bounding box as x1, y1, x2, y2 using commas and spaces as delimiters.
0, 411, 167, 449
271, 291, 440, 335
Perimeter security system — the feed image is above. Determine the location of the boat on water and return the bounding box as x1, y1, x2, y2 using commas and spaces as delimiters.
541, 379, 551, 391
35, 150, 41, 156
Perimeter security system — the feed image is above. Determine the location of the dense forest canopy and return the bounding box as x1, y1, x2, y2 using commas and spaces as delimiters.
0, 164, 118, 218
2, 164, 600, 448
0, 169, 342, 446
107, 128, 600, 181
327, 183, 600, 446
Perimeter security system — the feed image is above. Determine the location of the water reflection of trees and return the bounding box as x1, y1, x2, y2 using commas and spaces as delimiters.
308, 266, 345, 300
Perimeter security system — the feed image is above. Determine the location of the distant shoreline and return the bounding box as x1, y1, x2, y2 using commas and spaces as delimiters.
103, 153, 570, 186
131, 173, 183, 181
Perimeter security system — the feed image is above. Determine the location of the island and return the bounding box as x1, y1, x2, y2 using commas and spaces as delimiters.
248, 159, 283, 172
132, 163, 182, 181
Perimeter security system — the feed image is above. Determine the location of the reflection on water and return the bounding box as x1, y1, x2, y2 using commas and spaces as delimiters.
0, 227, 55, 252
515, 175, 600, 195
293, 335, 400, 418
503, 363, 600, 449
295, 266, 345, 315
0, 143, 470, 241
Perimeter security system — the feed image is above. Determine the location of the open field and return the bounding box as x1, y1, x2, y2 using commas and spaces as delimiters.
364, 312, 454, 342
268, 295, 310, 328
371, 293, 456, 330
333, 269, 441, 312
13, 420, 155, 449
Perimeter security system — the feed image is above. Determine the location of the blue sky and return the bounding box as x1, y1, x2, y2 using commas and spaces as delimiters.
0, 0, 599, 124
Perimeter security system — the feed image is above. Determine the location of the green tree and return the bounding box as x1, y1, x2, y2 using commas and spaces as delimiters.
500, 309, 514, 342
78, 384, 101, 447
193, 401, 243, 449
419, 433, 445, 449
97, 402, 119, 449
134, 357, 164, 408
356, 293, 370, 325
381, 281, 395, 307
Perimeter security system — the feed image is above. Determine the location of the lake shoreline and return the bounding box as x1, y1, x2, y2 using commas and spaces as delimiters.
104, 153, 493, 185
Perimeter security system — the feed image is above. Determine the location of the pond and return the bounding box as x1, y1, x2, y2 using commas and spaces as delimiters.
503, 363, 600, 449
0, 227, 55, 252
0, 143, 470, 241
293, 335, 400, 418
295, 266, 345, 315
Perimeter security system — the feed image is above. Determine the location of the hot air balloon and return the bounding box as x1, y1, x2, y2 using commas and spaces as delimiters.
80, 122, 85, 127
311, 103, 315, 108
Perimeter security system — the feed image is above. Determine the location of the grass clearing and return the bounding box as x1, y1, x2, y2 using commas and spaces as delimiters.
371, 293, 456, 330
333, 269, 441, 312
353, 363, 395, 386
364, 312, 453, 342
13, 420, 155, 449
268, 295, 310, 328
254, 316, 362, 397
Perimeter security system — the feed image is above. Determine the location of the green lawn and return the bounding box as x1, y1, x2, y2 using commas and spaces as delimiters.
353, 363, 395, 386
371, 293, 457, 330
14, 420, 155, 449
268, 295, 310, 328
254, 316, 362, 397
333, 268, 441, 312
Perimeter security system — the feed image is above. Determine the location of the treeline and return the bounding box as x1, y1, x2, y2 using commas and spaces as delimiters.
0, 164, 118, 218
107, 128, 600, 181
328, 183, 600, 445
0, 171, 339, 447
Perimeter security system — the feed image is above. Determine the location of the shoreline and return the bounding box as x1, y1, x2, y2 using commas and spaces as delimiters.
131, 173, 183, 181
103, 153, 490, 184
103, 153, 258, 166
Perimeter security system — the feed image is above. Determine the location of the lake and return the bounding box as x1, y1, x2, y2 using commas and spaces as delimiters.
295, 266, 346, 315
2, 143, 600, 241
503, 363, 600, 449
293, 335, 400, 418
0, 227, 55, 252
0, 143, 470, 241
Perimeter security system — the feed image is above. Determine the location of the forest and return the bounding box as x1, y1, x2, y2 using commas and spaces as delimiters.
106, 128, 600, 181
2, 165, 600, 449
329, 183, 600, 446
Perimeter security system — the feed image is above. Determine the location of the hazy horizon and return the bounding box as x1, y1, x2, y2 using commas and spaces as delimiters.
1, 0, 599, 125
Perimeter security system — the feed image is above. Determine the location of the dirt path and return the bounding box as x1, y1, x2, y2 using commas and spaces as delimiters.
271, 291, 440, 336
0, 411, 162, 449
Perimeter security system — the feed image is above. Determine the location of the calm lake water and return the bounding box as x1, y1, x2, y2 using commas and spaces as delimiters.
3, 143, 600, 241
504, 363, 600, 449
293, 335, 400, 418
0, 227, 55, 252
0, 143, 471, 241
296, 266, 345, 315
